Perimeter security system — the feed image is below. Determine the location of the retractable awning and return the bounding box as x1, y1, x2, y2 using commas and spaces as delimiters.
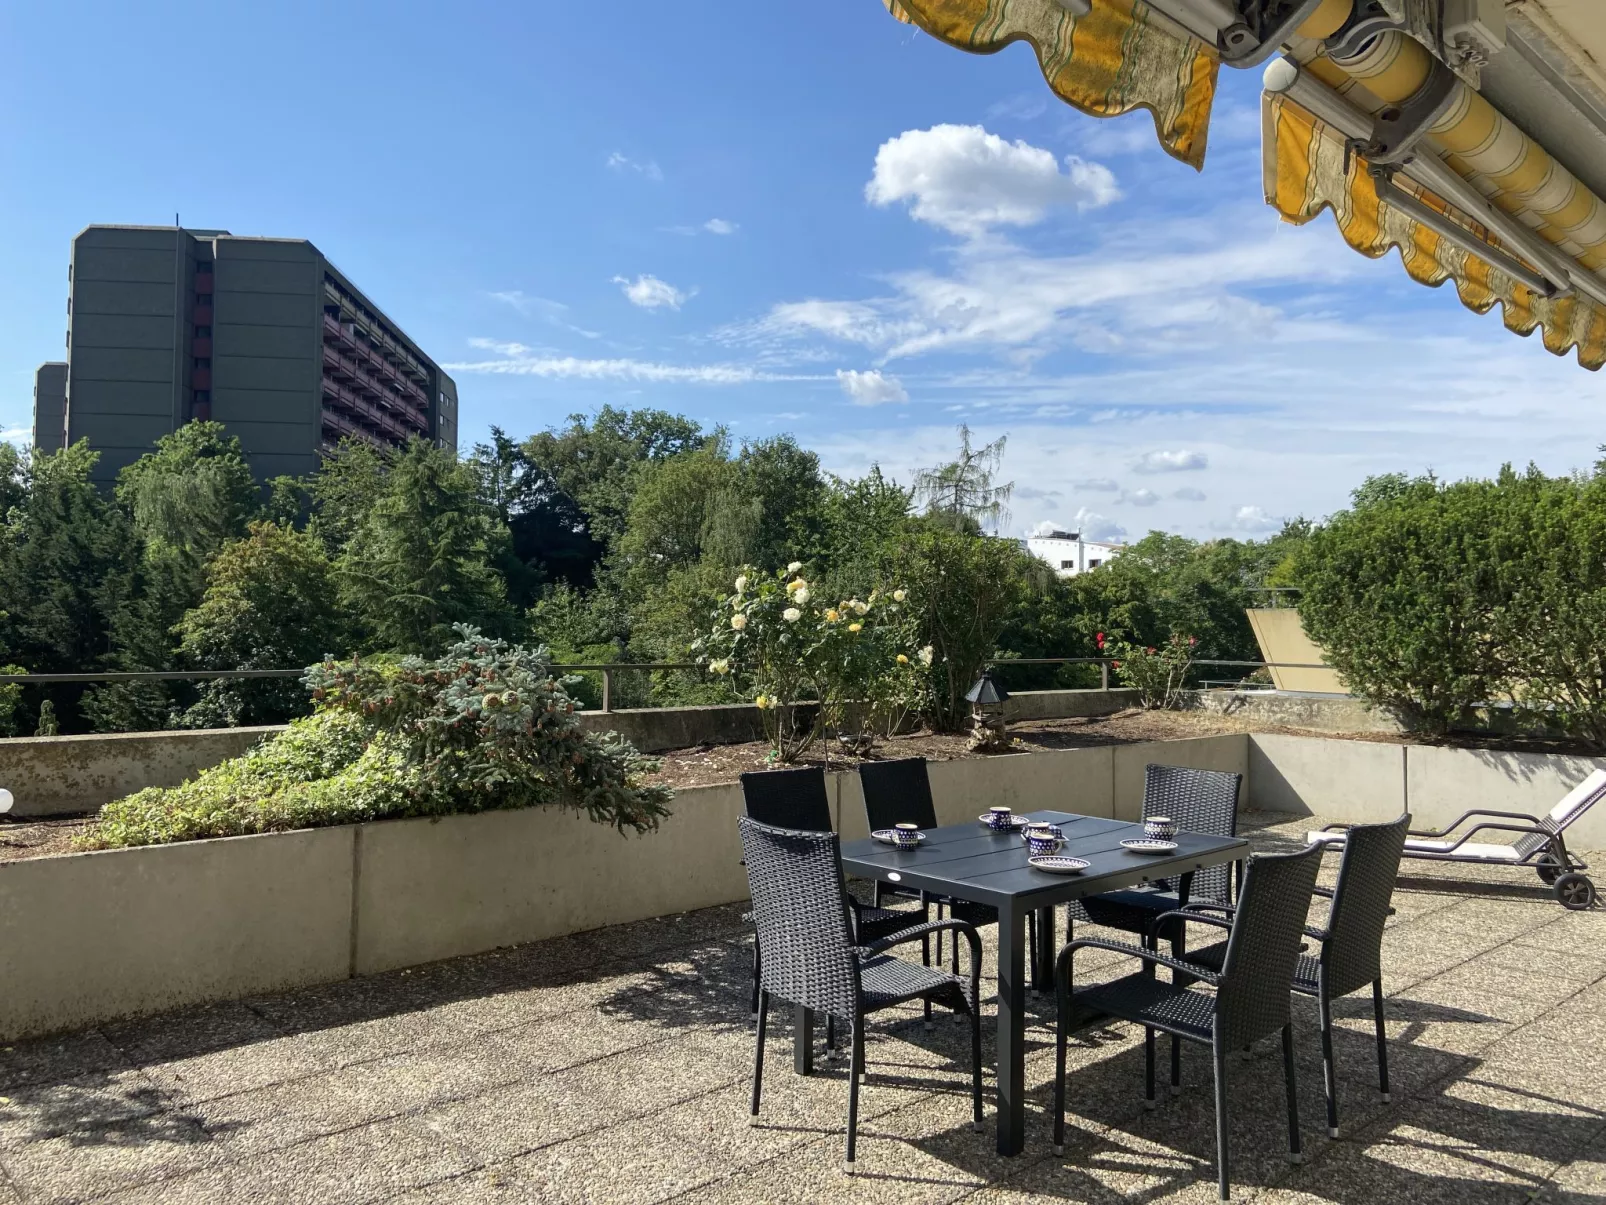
884, 0, 1606, 370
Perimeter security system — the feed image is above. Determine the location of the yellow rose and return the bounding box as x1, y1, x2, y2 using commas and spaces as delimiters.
848, 622, 862, 633
825, 609, 840, 623
897, 654, 909, 664
786, 577, 806, 593
754, 694, 769, 710
731, 614, 747, 631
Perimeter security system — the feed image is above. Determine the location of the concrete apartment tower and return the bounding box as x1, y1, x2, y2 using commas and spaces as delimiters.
40, 225, 457, 484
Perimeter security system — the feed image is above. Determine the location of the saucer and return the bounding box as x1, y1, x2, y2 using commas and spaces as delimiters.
1029, 856, 1090, 875
1120, 838, 1179, 855
872, 829, 926, 846
978, 814, 1029, 830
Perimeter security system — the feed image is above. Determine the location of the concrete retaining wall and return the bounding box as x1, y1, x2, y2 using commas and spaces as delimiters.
0, 727, 281, 817
1247, 733, 1606, 851
1188, 690, 1406, 734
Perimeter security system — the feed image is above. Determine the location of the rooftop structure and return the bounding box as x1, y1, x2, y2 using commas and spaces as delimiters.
1025, 529, 1125, 578
37, 225, 457, 484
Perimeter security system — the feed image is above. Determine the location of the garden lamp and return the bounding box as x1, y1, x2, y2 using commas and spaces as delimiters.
965, 672, 1012, 752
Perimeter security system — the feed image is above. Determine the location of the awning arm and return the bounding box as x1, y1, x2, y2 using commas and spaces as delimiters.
1263, 55, 1606, 311
1143, 0, 1342, 67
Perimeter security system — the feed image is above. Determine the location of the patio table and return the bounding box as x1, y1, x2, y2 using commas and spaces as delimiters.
836, 809, 1249, 1156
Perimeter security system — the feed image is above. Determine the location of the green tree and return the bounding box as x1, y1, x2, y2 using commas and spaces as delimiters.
913, 425, 1013, 533
175, 522, 352, 727
336, 438, 513, 654
1296, 473, 1509, 733
307, 438, 390, 552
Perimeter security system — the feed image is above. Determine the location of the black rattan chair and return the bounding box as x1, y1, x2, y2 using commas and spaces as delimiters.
1069, 763, 1243, 939
742, 767, 928, 1022
740, 816, 984, 1171
1182, 814, 1410, 1138
1052, 841, 1324, 1202
858, 757, 1037, 978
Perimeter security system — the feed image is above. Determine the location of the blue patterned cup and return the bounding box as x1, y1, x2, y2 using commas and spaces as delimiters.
893, 823, 921, 849
987, 807, 1014, 831
1144, 816, 1177, 841
1025, 824, 1061, 855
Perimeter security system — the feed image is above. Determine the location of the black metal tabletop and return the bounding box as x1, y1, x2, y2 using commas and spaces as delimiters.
840, 809, 1248, 908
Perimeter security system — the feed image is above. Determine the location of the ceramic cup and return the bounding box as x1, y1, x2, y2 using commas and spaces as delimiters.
1144, 816, 1177, 841
1025, 824, 1061, 856
893, 822, 921, 848
987, 806, 1014, 831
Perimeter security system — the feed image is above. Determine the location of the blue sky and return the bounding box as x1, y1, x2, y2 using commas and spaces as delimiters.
3, 0, 1601, 541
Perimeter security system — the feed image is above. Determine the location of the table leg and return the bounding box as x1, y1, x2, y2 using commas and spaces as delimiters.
1031, 905, 1056, 991
794, 1005, 813, 1075
996, 904, 1028, 1156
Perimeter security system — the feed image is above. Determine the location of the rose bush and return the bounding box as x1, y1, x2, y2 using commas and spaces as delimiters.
1101, 629, 1195, 710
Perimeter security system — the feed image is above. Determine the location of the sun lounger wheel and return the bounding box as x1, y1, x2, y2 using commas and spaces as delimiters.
1554, 873, 1595, 911
1535, 854, 1564, 886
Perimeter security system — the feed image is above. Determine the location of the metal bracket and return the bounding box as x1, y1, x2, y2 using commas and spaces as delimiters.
1362, 61, 1461, 167
1324, 3, 1402, 60
1216, 0, 1335, 68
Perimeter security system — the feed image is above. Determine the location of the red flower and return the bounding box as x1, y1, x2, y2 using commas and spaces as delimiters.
1146, 647, 1156, 654
1095, 632, 1105, 650
1188, 636, 1197, 646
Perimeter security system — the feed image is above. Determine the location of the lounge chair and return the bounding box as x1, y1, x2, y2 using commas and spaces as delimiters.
1307, 769, 1603, 910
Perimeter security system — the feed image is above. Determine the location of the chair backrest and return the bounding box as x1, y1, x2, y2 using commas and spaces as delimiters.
1212, 842, 1323, 1049
858, 758, 939, 834
741, 766, 832, 831
738, 817, 859, 1019
1144, 764, 1241, 902
1513, 769, 1606, 860
1322, 813, 1410, 998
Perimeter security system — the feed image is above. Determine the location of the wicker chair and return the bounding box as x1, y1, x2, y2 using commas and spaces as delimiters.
1070, 763, 1243, 938
1182, 814, 1410, 1138
740, 817, 984, 1171
1052, 841, 1324, 1202
858, 757, 1037, 976
741, 767, 928, 1023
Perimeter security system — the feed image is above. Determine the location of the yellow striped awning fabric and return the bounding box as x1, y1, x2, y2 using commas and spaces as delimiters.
1263, 91, 1606, 370
883, 0, 1219, 169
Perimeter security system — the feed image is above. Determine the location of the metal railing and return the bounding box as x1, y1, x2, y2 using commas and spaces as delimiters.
0, 658, 1330, 713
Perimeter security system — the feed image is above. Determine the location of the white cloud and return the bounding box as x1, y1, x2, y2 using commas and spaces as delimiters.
443, 354, 824, 385
612, 274, 692, 310
1072, 507, 1127, 542
1173, 487, 1208, 502
1229, 505, 1281, 533
865, 124, 1118, 236
606, 151, 662, 181
485, 291, 600, 339
468, 337, 536, 357
704, 218, 738, 235
1134, 449, 1208, 473
1, 426, 28, 447
836, 368, 908, 405
1124, 488, 1161, 507
1072, 477, 1121, 492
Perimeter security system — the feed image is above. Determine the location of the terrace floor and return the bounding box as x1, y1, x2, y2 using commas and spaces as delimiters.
3, 812, 1603, 1204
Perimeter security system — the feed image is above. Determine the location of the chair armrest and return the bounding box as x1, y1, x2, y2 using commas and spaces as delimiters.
1413, 822, 1548, 853
1055, 937, 1219, 986
864, 919, 981, 959
1152, 908, 1234, 942
1409, 809, 1541, 838
1182, 901, 1237, 916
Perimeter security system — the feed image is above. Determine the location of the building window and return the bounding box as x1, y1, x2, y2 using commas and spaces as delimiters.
1088, 559, 1102, 568
193, 357, 211, 369
1060, 560, 1074, 570
194, 325, 211, 338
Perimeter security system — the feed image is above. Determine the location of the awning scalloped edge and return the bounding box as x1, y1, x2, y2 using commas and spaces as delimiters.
1263, 93, 1606, 371
884, 0, 1219, 170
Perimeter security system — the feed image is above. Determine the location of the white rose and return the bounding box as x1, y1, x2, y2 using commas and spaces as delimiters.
787, 561, 803, 573
854, 600, 869, 615
709, 659, 730, 675
735, 574, 747, 593
893, 589, 906, 602
731, 614, 747, 631
782, 607, 802, 622
792, 586, 809, 605
919, 645, 934, 666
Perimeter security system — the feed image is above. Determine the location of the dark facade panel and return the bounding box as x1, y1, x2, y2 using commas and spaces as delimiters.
67, 347, 177, 384
32, 363, 67, 454
66, 382, 176, 416
221, 419, 324, 456
69, 314, 179, 351
210, 387, 318, 426
217, 291, 317, 328
211, 355, 318, 393
213, 322, 315, 360
246, 451, 322, 479
68, 412, 178, 448
217, 258, 319, 296
73, 248, 183, 284
70, 280, 177, 318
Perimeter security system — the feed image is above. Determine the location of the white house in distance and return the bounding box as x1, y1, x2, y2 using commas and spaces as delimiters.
1025, 529, 1125, 578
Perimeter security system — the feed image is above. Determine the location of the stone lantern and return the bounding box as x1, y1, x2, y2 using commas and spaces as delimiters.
965, 671, 1012, 752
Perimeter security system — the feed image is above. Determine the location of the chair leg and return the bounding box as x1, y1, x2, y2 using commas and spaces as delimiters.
844, 1023, 865, 1173
750, 942, 761, 1017
922, 931, 933, 1031
1373, 979, 1391, 1103
1213, 1038, 1231, 1201
1282, 1023, 1303, 1164
826, 1014, 837, 1058
1318, 991, 1339, 1138
1144, 1026, 1157, 1110
750, 990, 769, 1120
1028, 912, 1038, 996
1171, 1034, 1182, 1095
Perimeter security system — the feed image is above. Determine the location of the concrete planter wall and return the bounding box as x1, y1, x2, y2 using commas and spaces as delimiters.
0, 730, 1601, 1042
